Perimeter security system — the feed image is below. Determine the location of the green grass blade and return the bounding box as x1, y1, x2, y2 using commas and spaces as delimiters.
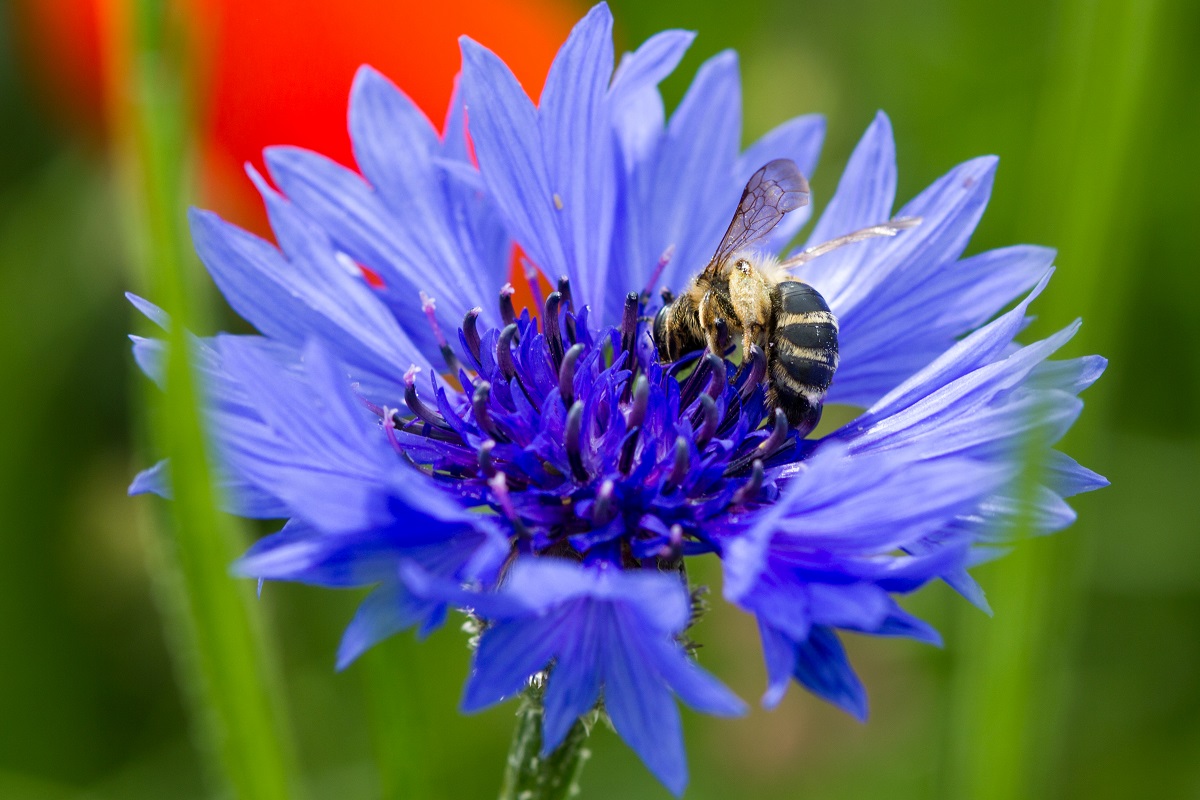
941, 1, 1163, 798
123, 2, 299, 796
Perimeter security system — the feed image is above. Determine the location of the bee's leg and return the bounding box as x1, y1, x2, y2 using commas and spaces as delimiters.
706, 318, 733, 355
744, 321, 768, 352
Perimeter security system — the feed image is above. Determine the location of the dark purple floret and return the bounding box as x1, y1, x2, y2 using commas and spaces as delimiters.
386, 288, 794, 565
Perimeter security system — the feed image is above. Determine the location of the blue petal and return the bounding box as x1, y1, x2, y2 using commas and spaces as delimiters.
737, 114, 826, 251
928, 245, 1056, 333
843, 322, 1084, 459
461, 614, 563, 712
129, 460, 169, 498
258, 151, 479, 358
757, 619, 797, 709
642, 634, 746, 717
831, 158, 1000, 405
610, 29, 695, 170
748, 445, 1011, 552
610, 29, 695, 99
865, 271, 1052, 419
189, 207, 427, 389
233, 524, 395, 588
861, 604, 943, 645
795, 111, 896, 303
942, 567, 993, 614
459, 37, 565, 284
131, 456, 291, 520
126, 291, 169, 329
652, 51, 743, 296
601, 610, 689, 796
792, 626, 868, 721
1030, 355, 1108, 395
347, 66, 440, 215
1044, 449, 1110, 497
336, 580, 440, 670
214, 337, 394, 534
538, 2, 616, 311
541, 603, 602, 753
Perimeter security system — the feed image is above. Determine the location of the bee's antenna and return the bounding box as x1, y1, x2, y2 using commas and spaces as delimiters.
779, 216, 923, 269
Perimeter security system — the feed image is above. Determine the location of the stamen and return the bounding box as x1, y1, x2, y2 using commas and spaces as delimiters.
626, 375, 649, 430
757, 408, 788, 459
665, 436, 690, 491
695, 394, 719, 448
544, 292, 565, 368
487, 471, 526, 534
497, 324, 519, 382
592, 479, 616, 525
472, 381, 506, 442
642, 244, 675, 302
557, 276, 574, 314
559, 343, 585, 407
420, 292, 461, 374
462, 307, 483, 366
669, 524, 684, 549
564, 401, 589, 482
618, 425, 641, 475
725, 408, 788, 476
358, 393, 385, 418
380, 406, 404, 454
678, 351, 712, 409
703, 353, 726, 401
404, 367, 454, 431
478, 439, 497, 479
522, 258, 545, 312
738, 344, 767, 402
656, 523, 685, 560
499, 283, 517, 327
619, 292, 639, 360
731, 459, 764, 505
557, 276, 576, 342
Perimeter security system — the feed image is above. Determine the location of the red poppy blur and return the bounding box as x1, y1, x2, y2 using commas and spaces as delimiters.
14, 0, 578, 235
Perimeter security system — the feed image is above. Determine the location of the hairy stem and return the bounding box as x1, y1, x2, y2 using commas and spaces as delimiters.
498, 686, 594, 800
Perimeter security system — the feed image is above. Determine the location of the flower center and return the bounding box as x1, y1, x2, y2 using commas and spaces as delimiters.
385, 282, 802, 565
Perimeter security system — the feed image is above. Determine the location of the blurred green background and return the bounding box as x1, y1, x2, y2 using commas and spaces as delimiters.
1, 0, 1197, 797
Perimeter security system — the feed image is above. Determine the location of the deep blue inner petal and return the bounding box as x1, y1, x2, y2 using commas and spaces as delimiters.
386, 288, 803, 564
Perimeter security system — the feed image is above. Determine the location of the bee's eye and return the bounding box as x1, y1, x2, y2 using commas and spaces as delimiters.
653, 305, 671, 354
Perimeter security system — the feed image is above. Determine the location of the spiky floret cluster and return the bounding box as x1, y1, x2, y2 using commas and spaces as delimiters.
129, 3, 1107, 794
392, 289, 793, 565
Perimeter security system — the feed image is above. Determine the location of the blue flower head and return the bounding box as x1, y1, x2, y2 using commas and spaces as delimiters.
130, 4, 1107, 794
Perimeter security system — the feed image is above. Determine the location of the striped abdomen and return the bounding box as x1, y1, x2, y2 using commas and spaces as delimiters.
766, 279, 839, 436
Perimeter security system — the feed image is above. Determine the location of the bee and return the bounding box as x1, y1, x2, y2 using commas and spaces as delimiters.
652, 158, 919, 436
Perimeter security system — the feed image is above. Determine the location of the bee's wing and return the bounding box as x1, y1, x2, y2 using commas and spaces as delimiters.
777, 217, 923, 270
702, 159, 810, 279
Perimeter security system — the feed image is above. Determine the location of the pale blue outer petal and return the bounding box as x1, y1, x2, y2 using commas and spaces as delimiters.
646, 52, 743, 296
609, 29, 696, 171
189, 204, 430, 396
737, 114, 826, 251
794, 111, 897, 305
460, 37, 564, 281
539, 3, 616, 312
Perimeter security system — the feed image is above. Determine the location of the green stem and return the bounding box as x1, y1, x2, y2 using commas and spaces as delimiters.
498, 686, 594, 800
124, 2, 298, 797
